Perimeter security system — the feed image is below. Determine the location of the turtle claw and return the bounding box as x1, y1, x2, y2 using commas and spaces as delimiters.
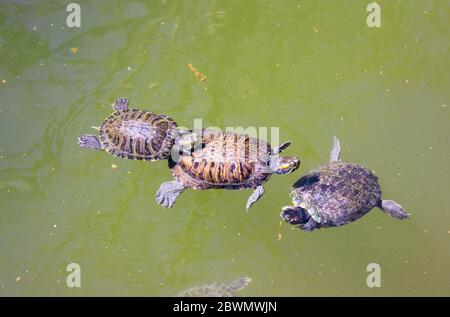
156, 190, 175, 208
156, 181, 185, 208
113, 97, 129, 111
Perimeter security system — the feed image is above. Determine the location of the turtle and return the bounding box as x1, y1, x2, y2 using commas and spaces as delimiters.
177, 276, 251, 297
77, 97, 192, 161
280, 136, 410, 231
156, 130, 300, 210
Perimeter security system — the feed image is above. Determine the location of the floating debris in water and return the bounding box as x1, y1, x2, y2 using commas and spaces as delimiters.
441, 104, 447, 108
277, 233, 282, 241
16, 276, 21, 283
187, 63, 207, 82
313, 27, 319, 33
1, 79, 6, 84
70, 47, 78, 54
91, 126, 100, 131
111, 164, 118, 170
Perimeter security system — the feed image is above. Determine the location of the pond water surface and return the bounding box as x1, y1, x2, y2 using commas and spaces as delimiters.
0, 0, 449, 296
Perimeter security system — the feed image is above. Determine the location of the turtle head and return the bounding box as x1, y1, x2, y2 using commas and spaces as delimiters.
280, 206, 310, 226
270, 156, 300, 175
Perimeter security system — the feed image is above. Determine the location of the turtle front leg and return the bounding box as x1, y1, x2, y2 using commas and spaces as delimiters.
156, 180, 186, 208
301, 218, 320, 232
77, 134, 103, 150
272, 140, 292, 154
113, 97, 129, 111
245, 185, 265, 211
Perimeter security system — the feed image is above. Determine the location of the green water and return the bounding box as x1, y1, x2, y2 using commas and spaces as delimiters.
1, 0, 449, 296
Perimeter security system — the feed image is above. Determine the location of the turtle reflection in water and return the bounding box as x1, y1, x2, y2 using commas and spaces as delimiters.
177, 277, 251, 297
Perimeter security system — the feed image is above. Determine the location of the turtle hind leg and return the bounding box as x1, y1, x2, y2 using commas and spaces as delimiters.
156, 180, 185, 208
246, 185, 265, 211
77, 134, 103, 150
113, 97, 129, 111
378, 200, 410, 220
329, 135, 341, 162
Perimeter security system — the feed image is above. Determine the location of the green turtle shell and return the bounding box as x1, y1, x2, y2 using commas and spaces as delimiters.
178, 277, 251, 297
99, 109, 177, 161
291, 161, 381, 227
171, 132, 272, 190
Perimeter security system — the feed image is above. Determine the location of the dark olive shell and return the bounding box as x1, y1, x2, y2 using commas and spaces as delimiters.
291, 161, 381, 226
172, 132, 271, 189
99, 109, 177, 160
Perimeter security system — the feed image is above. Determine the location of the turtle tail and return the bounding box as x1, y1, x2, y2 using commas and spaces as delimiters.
378, 200, 410, 220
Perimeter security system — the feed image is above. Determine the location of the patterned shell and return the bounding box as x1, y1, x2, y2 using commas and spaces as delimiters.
178, 277, 251, 297
171, 132, 272, 189
291, 161, 382, 225
99, 109, 177, 160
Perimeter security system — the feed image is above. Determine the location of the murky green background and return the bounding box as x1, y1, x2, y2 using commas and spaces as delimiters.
0, 0, 449, 296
